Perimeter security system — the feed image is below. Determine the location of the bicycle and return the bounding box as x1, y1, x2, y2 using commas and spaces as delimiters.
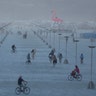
68, 73, 82, 81
15, 81, 30, 95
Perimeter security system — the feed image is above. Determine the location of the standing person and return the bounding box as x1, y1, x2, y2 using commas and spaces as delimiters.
51, 48, 55, 55
11, 44, 16, 53
31, 49, 36, 60
80, 53, 84, 64
48, 49, 55, 63
58, 53, 63, 63
52, 54, 57, 67
48, 52, 52, 63
27, 53, 31, 63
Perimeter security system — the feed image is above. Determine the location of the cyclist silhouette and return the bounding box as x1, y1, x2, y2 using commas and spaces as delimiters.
16, 76, 30, 95
18, 76, 25, 88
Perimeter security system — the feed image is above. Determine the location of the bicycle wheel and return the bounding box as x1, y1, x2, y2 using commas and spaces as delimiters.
68, 75, 74, 81
15, 87, 21, 95
77, 74, 82, 81
24, 87, 30, 95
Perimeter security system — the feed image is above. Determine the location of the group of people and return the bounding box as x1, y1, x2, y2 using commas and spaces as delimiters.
12, 45, 81, 87
48, 49, 84, 65
17, 47, 81, 88
48, 48, 64, 67
26, 49, 36, 63
11, 44, 36, 63
11, 44, 84, 65
48, 48, 57, 67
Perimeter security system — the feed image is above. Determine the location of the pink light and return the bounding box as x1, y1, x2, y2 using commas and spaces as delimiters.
51, 10, 63, 23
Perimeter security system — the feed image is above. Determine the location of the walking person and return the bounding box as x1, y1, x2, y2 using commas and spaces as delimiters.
26, 53, 31, 63
48, 49, 55, 63
48, 52, 53, 63
57, 53, 63, 63
80, 53, 84, 64
11, 44, 16, 53
52, 54, 57, 67
31, 49, 36, 60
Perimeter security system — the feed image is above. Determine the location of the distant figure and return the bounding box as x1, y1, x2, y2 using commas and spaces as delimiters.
80, 53, 84, 64
11, 44, 16, 53
26, 53, 31, 63
31, 49, 36, 60
57, 53, 63, 63
52, 54, 57, 67
51, 48, 55, 54
23, 32, 27, 39
48, 52, 53, 63
48, 48, 55, 63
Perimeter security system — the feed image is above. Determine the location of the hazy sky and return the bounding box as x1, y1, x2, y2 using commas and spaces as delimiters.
0, 0, 96, 22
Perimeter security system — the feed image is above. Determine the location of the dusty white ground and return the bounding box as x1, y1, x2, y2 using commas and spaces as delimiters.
0, 24, 96, 96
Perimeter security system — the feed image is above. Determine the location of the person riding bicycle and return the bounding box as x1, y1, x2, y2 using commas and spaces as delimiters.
71, 65, 80, 78
16, 76, 30, 95
18, 76, 25, 90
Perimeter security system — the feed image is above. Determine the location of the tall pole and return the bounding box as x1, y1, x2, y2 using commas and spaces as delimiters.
88, 45, 95, 89
58, 33, 62, 52
48, 31, 52, 48
91, 47, 93, 81
64, 36, 69, 64
74, 40, 79, 65
66, 36, 68, 59
72, 26, 79, 65
53, 31, 56, 48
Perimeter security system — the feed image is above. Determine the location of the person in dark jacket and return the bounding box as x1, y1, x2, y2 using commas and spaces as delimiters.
18, 76, 24, 87
11, 44, 16, 52
27, 53, 31, 63
31, 49, 36, 60
80, 53, 84, 64
52, 54, 57, 67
